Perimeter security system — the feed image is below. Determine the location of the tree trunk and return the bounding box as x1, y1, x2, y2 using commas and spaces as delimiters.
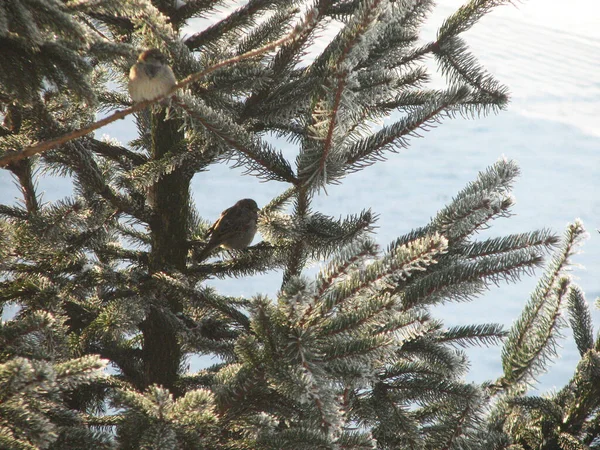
141, 108, 190, 393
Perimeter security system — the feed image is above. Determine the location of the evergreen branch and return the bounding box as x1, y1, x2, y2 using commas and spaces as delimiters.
436, 323, 507, 348
0, 433, 37, 450
0, 355, 108, 448
299, 0, 398, 189
561, 350, 600, 438
115, 220, 152, 246
183, 324, 238, 359
567, 285, 595, 357
0, 108, 142, 168
200, 60, 273, 95
356, 0, 434, 70
432, 194, 514, 243
308, 0, 383, 77
402, 249, 544, 308
6, 159, 39, 213
319, 294, 396, 338
185, 287, 251, 330
0, 310, 54, 352
434, 36, 509, 107
387, 226, 433, 253
364, 67, 428, 94
0, 9, 318, 168
558, 433, 590, 450
368, 69, 431, 109
0, 205, 29, 221
315, 233, 448, 322
174, 96, 297, 183
257, 428, 331, 449
344, 86, 470, 172
303, 210, 377, 259
183, 0, 287, 50
397, 40, 438, 67
500, 277, 570, 391
0, 283, 38, 304
187, 242, 284, 277
375, 308, 433, 340
170, 0, 227, 24
321, 334, 391, 363
315, 239, 380, 300
455, 157, 520, 198
260, 187, 297, 215
317, 0, 387, 182
44, 143, 149, 222
385, 378, 476, 404
430, 158, 520, 241
501, 221, 587, 389
97, 245, 149, 266
244, 297, 279, 367
259, 209, 377, 257
435, 193, 501, 230
247, 77, 316, 132
335, 431, 376, 449
236, 6, 300, 56
78, 15, 112, 42
114, 385, 171, 418
125, 146, 207, 190
319, 72, 347, 183
89, 138, 147, 167
438, 386, 483, 450
54, 355, 108, 389
459, 230, 559, 259
506, 396, 564, 423
82, 414, 124, 427
398, 330, 470, 379
282, 187, 309, 284
85, 12, 133, 33
380, 356, 445, 381
438, 0, 514, 41
169, 388, 217, 424
241, 1, 323, 122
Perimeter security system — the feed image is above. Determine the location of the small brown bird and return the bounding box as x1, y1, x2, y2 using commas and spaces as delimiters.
128, 49, 177, 103
198, 199, 260, 261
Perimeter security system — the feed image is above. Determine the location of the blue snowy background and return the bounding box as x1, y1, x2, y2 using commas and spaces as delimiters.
1, 0, 598, 392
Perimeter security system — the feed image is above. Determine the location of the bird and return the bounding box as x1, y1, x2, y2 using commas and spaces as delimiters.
197, 199, 260, 261
128, 49, 177, 104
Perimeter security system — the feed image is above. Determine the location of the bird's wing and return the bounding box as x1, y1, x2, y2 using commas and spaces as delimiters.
205, 206, 233, 238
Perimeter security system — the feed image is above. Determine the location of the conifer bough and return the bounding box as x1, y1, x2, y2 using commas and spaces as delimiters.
0, 0, 595, 448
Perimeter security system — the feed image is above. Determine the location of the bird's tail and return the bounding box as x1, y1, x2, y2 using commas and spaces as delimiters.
196, 242, 219, 262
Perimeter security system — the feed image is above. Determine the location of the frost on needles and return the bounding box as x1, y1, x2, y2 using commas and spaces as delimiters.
0, 0, 597, 449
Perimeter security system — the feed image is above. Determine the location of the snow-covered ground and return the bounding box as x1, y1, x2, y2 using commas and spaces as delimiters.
1, 0, 598, 392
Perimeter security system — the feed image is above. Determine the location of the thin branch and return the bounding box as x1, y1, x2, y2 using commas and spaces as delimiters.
344, 100, 454, 169
89, 139, 147, 166
0, 8, 318, 168
319, 0, 383, 176
320, 74, 346, 175
397, 41, 439, 66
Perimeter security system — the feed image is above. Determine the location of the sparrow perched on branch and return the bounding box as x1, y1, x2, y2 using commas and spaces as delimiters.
128, 49, 177, 103
197, 199, 260, 261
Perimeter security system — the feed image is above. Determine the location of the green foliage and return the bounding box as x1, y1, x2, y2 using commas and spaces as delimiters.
0, 354, 109, 449
500, 221, 587, 392
114, 385, 219, 449
0, 0, 596, 448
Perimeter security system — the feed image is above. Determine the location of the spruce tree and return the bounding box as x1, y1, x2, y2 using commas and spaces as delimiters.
0, 0, 596, 448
